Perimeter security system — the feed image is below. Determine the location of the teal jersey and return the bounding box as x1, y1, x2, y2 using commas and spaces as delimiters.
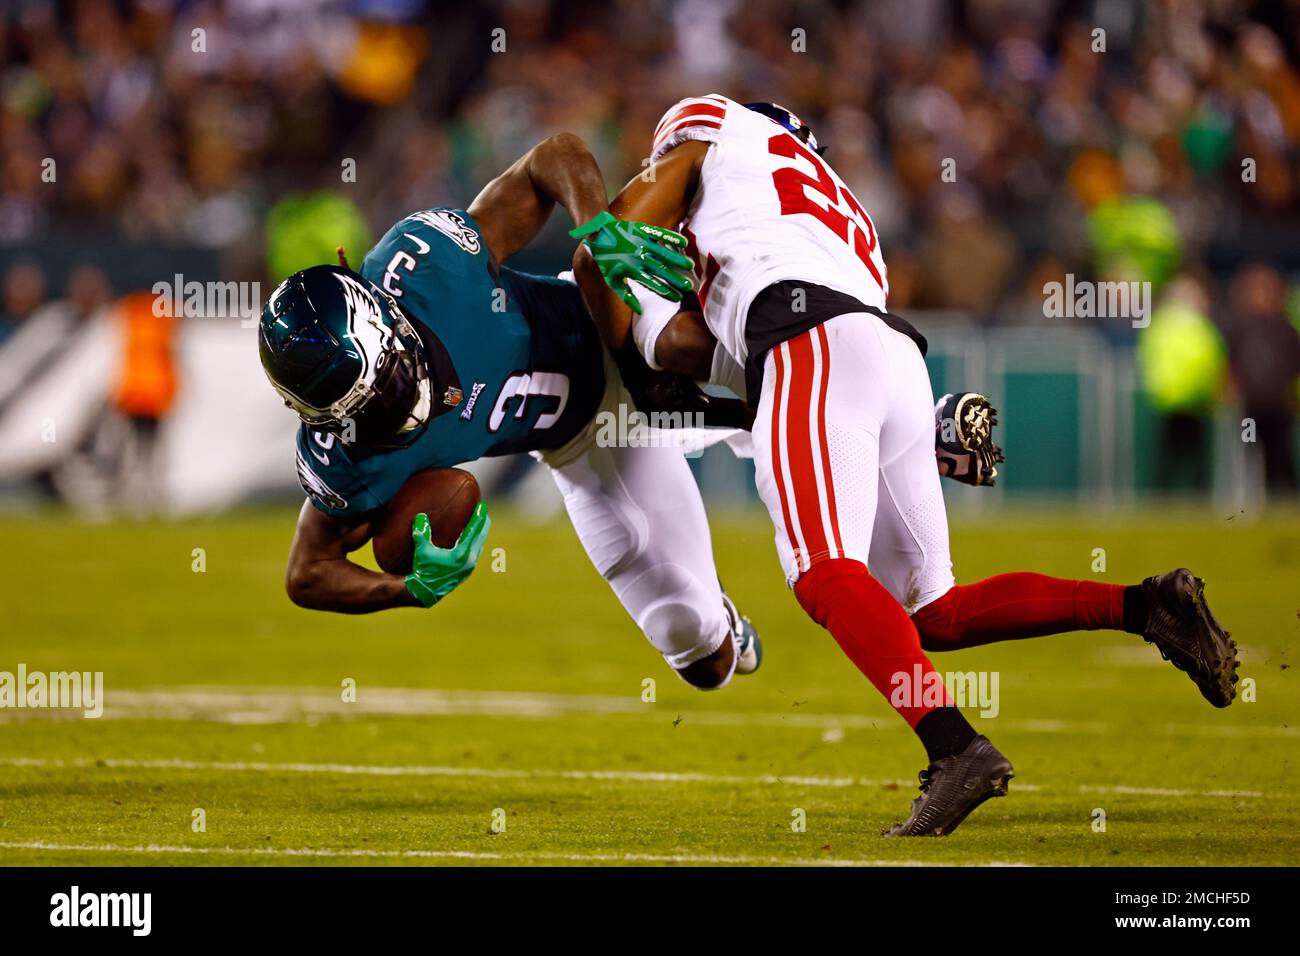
294, 208, 606, 517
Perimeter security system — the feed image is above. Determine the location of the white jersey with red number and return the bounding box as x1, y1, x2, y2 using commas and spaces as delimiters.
650, 94, 889, 365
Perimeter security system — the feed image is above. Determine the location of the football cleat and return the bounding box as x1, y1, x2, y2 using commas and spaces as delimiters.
883, 736, 1014, 837
721, 592, 762, 676
935, 392, 1004, 486
1140, 569, 1239, 708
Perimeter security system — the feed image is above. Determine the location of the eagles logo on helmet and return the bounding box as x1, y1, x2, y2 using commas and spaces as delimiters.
258, 265, 433, 447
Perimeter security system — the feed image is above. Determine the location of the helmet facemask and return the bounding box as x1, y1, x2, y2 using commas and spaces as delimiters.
344, 312, 432, 446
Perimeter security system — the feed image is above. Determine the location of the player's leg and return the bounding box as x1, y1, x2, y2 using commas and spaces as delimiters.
864, 334, 1121, 637
751, 315, 1013, 836
831, 316, 1015, 835
915, 566, 1238, 705
547, 438, 755, 689
914, 573, 1129, 649
752, 318, 976, 744
882, 369, 1239, 707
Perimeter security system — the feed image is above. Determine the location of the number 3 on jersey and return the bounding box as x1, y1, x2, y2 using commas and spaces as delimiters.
489, 370, 570, 433
767, 134, 886, 291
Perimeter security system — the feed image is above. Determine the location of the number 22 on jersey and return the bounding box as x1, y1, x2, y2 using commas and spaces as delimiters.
766, 134, 886, 291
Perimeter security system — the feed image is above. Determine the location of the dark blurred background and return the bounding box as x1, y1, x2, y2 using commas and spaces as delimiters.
2, 0, 1299, 514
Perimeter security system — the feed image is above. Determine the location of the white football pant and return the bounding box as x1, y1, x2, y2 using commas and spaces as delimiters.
751, 313, 957, 611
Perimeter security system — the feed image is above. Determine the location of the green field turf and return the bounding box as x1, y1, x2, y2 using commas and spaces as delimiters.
1, 505, 1296, 866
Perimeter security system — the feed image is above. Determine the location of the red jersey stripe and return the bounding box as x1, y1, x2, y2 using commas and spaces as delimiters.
654, 101, 725, 139
654, 118, 723, 151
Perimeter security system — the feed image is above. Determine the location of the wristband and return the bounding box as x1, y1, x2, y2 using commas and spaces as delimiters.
627, 279, 679, 370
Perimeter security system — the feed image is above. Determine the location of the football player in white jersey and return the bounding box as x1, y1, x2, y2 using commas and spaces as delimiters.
572, 94, 1240, 836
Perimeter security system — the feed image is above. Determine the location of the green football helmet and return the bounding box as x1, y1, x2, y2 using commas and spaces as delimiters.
258, 265, 431, 445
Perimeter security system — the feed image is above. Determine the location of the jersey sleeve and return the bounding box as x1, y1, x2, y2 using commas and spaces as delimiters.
650, 94, 730, 163
294, 429, 383, 518
360, 207, 490, 287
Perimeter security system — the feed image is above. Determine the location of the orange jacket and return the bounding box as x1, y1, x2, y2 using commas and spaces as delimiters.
112, 291, 178, 418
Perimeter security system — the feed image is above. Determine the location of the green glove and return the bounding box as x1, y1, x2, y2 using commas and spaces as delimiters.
570, 211, 694, 314
404, 502, 491, 608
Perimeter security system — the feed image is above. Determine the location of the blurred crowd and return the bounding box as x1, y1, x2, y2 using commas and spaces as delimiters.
2, 0, 1300, 491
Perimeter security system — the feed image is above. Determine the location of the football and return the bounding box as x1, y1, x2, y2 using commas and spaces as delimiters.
369, 468, 480, 574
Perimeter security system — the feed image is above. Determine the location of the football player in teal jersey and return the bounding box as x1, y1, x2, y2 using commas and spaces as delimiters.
259, 133, 760, 688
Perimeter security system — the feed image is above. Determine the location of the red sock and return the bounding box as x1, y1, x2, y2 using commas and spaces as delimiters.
913, 573, 1126, 651
794, 559, 951, 729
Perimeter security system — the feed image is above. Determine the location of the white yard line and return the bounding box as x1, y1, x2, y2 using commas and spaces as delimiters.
0, 684, 1290, 742
0, 840, 1029, 867
1076, 784, 1264, 799
0, 756, 890, 788
0, 756, 1266, 799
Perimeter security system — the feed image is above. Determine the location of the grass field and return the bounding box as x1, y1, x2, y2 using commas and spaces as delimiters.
1, 505, 1297, 866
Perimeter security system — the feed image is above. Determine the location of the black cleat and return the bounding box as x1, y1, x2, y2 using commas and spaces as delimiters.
883, 736, 1014, 837
1141, 568, 1239, 707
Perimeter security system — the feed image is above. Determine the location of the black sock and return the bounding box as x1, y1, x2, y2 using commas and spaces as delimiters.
1122, 585, 1148, 634
915, 707, 978, 763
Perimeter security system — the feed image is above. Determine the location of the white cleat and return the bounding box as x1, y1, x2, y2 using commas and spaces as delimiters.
721, 592, 762, 676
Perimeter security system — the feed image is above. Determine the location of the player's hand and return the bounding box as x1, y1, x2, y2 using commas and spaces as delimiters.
404, 502, 491, 608
569, 211, 693, 314
609, 342, 754, 430
935, 392, 1004, 487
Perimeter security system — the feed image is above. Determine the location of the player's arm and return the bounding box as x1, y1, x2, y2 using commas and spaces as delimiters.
650, 302, 714, 380
572, 141, 714, 372
284, 502, 418, 613
468, 132, 693, 302
285, 500, 490, 613
467, 132, 610, 267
